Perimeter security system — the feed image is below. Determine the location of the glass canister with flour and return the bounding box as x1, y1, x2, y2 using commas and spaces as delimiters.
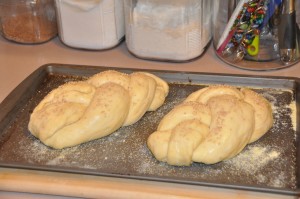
0, 0, 57, 44
124, 0, 212, 62
55, 0, 125, 50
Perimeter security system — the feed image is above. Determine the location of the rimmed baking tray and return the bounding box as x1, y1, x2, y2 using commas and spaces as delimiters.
0, 64, 299, 196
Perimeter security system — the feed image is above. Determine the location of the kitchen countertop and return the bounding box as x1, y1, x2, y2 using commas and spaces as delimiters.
0, 36, 299, 199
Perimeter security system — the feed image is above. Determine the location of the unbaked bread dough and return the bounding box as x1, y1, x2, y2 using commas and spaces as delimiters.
28, 70, 169, 149
147, 85, 273, 166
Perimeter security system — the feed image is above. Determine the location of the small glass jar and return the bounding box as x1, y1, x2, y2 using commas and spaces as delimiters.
0, 0, 57, 44
213, 0, 300, 70
55, 0, 125, 50
124, 0, 212, 62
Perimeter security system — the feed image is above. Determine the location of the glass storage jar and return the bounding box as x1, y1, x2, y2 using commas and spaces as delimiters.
55, 0, 125, 50
213, 0, 300, 70
124, 0, 212, 62
0, 0, 57, 44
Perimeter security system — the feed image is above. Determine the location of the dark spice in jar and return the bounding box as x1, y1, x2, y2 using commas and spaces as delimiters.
1, 13, 57, 44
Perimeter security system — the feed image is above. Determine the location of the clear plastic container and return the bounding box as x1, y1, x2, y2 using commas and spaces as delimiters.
55, 0, 125, 50
213, 0, 300, 70
0, 0, 57, 44
124, 0, 212, 62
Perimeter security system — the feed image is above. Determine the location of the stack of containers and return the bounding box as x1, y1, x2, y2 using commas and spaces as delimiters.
123, 0, 212, 62
0, 0, 213, 62
55, 0, 125, 50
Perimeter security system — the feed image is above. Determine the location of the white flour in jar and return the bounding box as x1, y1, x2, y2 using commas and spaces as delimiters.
125, 0, 211, 61
55, 0, 125, 49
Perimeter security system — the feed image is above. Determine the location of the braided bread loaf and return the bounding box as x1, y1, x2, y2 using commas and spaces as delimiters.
147, 85, 273, 166
28, 70, 169, 149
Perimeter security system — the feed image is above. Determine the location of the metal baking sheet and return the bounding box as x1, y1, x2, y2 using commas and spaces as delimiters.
0, 64, 299, 195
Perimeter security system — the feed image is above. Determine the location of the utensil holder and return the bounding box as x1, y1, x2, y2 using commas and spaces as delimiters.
213, 0, 300, 70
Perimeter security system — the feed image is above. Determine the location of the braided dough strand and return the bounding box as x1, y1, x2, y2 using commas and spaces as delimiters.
192, 95, 255, 164
241, 88, 273, 143
123, 72, 157, 126
43, 83, 130, 149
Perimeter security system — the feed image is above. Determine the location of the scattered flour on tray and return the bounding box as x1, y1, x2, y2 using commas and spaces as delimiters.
223, 145, 280, 174
289, 101, 297, 131
3, 83, 297, 191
